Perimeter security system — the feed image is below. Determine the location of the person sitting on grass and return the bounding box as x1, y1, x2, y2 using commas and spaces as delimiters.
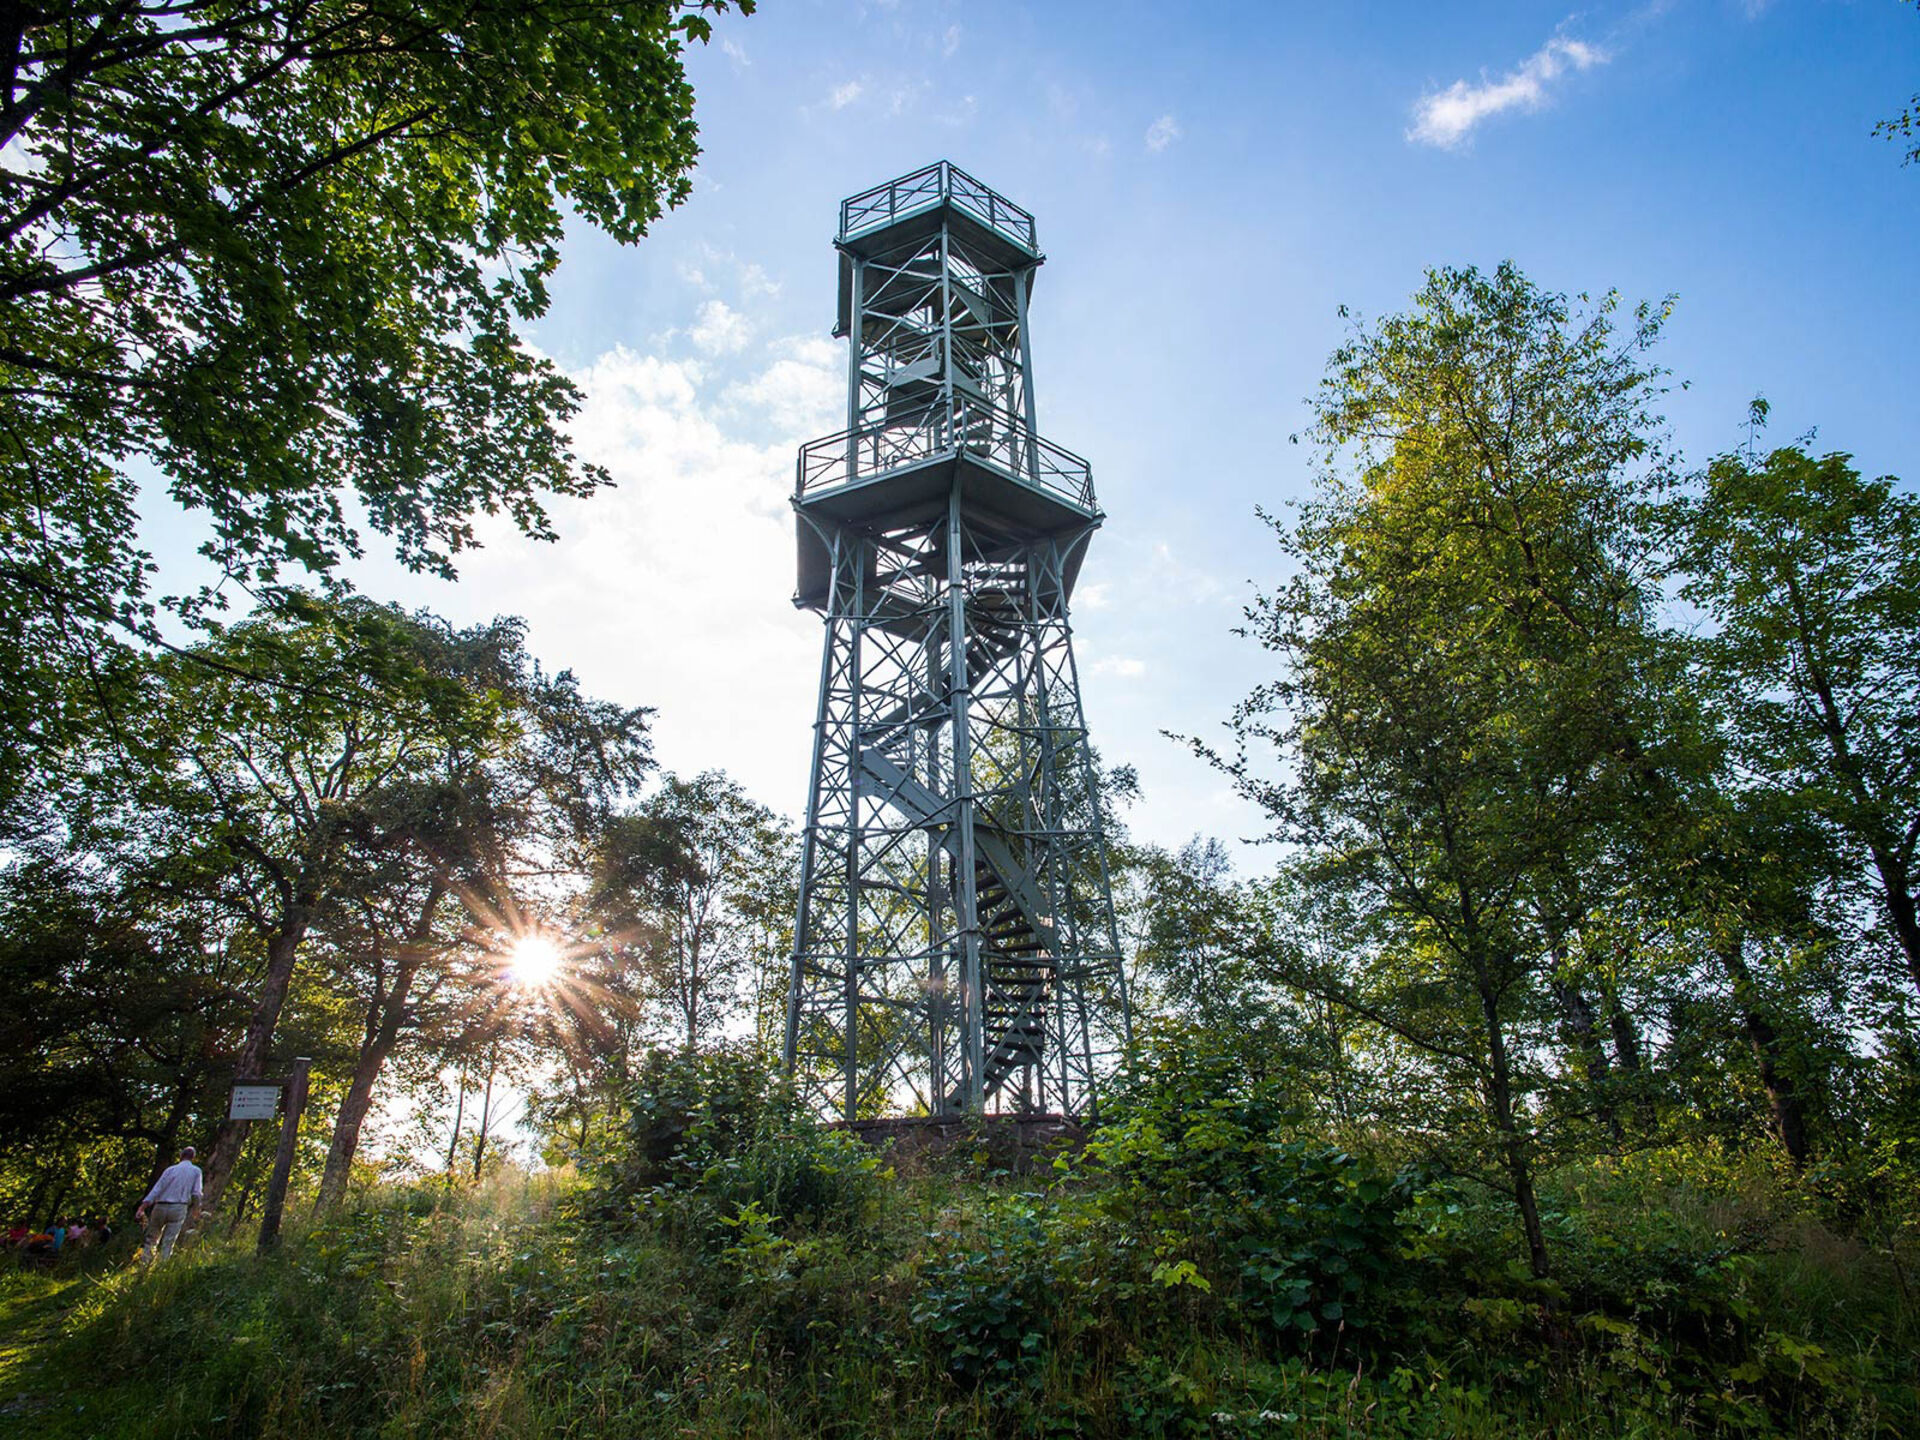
136, 1146, 204, 1263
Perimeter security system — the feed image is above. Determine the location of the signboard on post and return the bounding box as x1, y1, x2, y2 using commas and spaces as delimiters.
229, 1084, 281, 1121
256, 1057, 310, 1254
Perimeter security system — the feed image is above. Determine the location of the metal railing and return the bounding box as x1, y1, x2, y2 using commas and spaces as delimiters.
839, 161, 1038, 252
796, 399, 1094, 514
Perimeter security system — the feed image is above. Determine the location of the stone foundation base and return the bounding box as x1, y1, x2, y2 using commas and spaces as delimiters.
837, 1114, 1088, 1173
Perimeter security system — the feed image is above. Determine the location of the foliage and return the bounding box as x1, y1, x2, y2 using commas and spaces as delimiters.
1663, 439, 1920, 1002
0, 0, 749, 814
1874, 0, 1918, 164
586, 771, 793, 1050
1083, 1024, 1421, 1345
1193, 261, 1681, 1278
583, 1046, 887, 1241
3, 1147, 1913, 1440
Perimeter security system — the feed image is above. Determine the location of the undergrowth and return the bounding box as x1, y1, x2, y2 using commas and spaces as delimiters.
0, 1051, 1913, 1438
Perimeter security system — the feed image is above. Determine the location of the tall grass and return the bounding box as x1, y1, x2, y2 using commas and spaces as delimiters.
0, 1151, 1912, 1439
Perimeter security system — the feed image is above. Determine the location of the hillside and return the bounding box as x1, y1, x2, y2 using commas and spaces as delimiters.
3, 1052, 1914, 1440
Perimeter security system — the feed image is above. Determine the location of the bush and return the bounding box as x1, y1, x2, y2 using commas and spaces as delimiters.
584, 1045, 888, 1242
1082, 1022, 1421, 1344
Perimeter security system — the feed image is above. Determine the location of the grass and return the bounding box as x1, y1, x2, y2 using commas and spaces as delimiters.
0, 1151, 1912, 1440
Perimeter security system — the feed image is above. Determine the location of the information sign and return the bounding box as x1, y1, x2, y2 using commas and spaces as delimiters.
229, 1084, 281, 1121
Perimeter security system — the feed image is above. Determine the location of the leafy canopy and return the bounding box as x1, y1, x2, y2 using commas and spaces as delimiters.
0, 0, 745, 808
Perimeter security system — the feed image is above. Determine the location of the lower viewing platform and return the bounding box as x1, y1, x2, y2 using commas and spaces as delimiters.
792, 399, 1100, 609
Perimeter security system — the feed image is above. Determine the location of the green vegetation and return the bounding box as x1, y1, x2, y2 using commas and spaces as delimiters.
2, 5, 1916, 1435
2, 1048, 1913, 1438
5, 255, 1916, 1434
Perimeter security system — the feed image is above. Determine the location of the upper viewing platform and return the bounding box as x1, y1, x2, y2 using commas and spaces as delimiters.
832, 162, 1045, 343
838, 160, 1039, 254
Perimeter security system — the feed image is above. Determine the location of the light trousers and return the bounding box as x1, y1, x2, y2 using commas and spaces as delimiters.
140, 1201, 190, 1261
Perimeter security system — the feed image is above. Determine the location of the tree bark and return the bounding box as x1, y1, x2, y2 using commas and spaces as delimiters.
200, 911, 311, 1215
145, 1058, 203, 1188
1605, 990, 1656, 1133
1869, 848, 1920, 999
314, 877, 446, 1212
471, 1047, 498, 1180
1551, 979, 1617, 1141
1717, 929, 1811, 1168
444, 1071, 467, 1187
1479, 968, 1549, 1278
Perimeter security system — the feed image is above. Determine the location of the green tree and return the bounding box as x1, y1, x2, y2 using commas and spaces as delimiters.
0, 0, 748, 811
68, 594, 550, 1212
309, 650, 651, 1210
1667, 442, 1920, 1003
588, 771, 790, 1051
1201, 263, 1676, 1276
0, 860, 252, 1221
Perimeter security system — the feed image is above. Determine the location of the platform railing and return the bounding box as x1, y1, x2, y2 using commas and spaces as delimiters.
839, 161, 1038, 252
796, 398, 1094, 514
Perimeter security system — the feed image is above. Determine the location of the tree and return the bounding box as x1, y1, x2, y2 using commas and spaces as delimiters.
588, 771, 789, 1050
70, 594, 547, 1212
310, 657, 652, 1210
1874, 0, 1918, 165
0, 859, 253, 1220
0, 0, 749, 811
1199, 263, 1676, 1276
1667, 442, 1920, 1002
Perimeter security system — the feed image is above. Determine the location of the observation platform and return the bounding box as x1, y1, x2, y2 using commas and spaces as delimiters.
792, 399, 1100, 609
834, 161, 1044, 340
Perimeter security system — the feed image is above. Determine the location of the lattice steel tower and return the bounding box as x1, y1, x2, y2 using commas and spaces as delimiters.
783, 162, 1129, 1121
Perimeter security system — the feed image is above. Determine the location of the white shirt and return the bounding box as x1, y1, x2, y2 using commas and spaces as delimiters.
143, 1160, 204, 1206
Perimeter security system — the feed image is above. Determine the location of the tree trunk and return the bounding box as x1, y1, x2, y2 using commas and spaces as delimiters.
1718, 929, 1811, 1168
1603, 988, 1657, 1132
146, 1061, 201, 1190
314, 878, 446, 1212
201, 913, 311, 1215
445, 1072, 467, 1188
1869, 849, 1920, 999
1551, 979, 1617, 1141
313, 1023, 401, 1212
1480, 975, 1549, 1278
471, 1048, 499, 1181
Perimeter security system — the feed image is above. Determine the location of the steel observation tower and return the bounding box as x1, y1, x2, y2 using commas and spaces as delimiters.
783, 162, 1130, 1121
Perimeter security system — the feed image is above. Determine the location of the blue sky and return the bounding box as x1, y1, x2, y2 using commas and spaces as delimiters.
310, 0, 1918, 861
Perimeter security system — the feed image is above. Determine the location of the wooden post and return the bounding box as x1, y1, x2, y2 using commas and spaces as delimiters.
257, 1057, 310, 1254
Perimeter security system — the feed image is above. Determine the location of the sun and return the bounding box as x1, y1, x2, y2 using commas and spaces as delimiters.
507, 933, 563, 989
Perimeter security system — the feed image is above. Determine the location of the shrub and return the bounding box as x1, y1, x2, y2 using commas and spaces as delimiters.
911, 1193, 1057, 1388
1083, 1022, 1422, 1343
584, 1045, 888, 1243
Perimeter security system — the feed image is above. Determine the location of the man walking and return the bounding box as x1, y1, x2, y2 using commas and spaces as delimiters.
136, 1146, 203, 1262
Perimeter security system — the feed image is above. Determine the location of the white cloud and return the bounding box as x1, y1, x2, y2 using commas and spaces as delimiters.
1144, 114, 1182, 154
828, 80, 864, 109
420, 339, 837, 827
736, 261, 781, 299
941, 24, 961, 57
724, 337, 843, 435
1091, 655, 1148, 679
720, 37, 749, 66
1408, 34, 1609, 149
886, 79, 930, 116
690, 298, 752, 355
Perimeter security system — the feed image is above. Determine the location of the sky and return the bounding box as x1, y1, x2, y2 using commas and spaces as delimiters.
164, 0, 1920, 868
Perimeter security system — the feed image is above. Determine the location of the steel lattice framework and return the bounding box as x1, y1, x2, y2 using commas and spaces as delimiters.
783, 162, 1130, 1120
